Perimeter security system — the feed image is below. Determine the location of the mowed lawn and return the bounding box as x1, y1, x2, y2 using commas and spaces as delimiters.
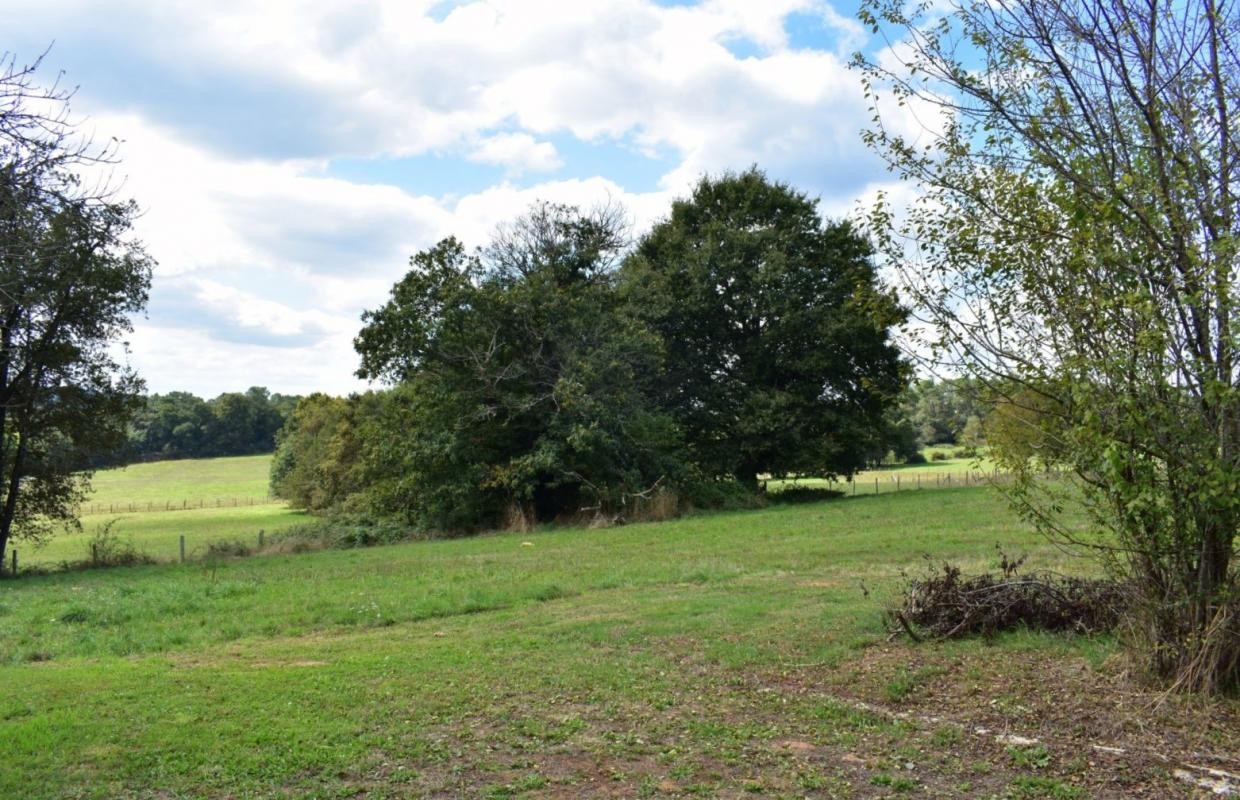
2, 486, 1233, 798
20, 455, 309, 567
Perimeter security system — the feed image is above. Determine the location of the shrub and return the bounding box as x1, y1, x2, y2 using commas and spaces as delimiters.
681, 478, 765, 512
768, 487, 843, 505
204, 538, 253, 559
87, 519, 155, 567
905, 452, 928, 464
268, 514, 419, 552
930, 451, 950, 462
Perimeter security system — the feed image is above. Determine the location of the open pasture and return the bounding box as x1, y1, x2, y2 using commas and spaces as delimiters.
81, 454, 278, 511
2, 486, 1234, 798
9, 454, 991, 570
13, 456, 308, 568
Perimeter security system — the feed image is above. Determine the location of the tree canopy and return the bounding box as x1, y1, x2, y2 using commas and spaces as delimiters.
351, 203, 685, 530
0, 52, 153, 566
279, 176, 909, 529
622, 169, 907, 486
111, 387, 299, 465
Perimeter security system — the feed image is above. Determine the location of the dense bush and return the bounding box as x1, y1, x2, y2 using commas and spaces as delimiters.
268, 515, 419, 552
270, 393, 366, 513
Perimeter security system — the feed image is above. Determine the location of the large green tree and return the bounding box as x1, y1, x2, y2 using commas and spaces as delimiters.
0, 53, 153, 568
622, 169, 907, 487
857, 0, 1239, 691
352, 203, 685, 531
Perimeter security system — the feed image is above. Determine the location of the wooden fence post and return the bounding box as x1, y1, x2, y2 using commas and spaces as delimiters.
179, 535, 185, 564
10, 549, 15, 576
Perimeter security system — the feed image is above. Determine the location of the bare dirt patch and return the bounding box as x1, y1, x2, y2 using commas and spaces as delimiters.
757, 642, 1240, 797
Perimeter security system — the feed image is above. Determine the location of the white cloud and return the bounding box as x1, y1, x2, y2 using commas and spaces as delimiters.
4, 0, 921, 395
189, 278, 348, 340
127, 324, 365, 397
467, 133, 563, 175
12, 0, 907, 175
449, 176, 672, 247
101, 116, 677, 394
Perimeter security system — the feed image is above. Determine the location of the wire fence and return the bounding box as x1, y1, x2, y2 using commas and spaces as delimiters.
80, 496, 284, 515
81, 471, 1020, 515
778, 468, 1023, 496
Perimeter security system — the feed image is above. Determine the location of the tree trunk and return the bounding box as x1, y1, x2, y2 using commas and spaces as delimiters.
0, 435, 27, 574
735, 461, 762, 492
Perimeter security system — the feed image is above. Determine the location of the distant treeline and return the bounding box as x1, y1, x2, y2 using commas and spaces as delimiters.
883, 378, 991, 461
95, 387, 301, 466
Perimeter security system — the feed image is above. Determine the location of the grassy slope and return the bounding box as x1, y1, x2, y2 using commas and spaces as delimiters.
85, 454, 276, 507
771, 452, 994, 496
0, 486, 1160, 799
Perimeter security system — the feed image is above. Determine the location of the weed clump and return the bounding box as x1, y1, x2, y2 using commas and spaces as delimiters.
203, 538, 254, 559
888, 553, 1133, 640
86, 519, 156, 568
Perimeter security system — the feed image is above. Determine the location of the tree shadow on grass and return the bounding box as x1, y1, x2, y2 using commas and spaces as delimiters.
766, 487, 845, 505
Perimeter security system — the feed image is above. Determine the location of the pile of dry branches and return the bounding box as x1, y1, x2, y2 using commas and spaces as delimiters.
888, 554, 1133, 641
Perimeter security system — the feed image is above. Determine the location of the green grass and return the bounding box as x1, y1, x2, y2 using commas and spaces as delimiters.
0, 485, 1134, 798
12, 455, 307, 568
9, 452, 998, 569
27, 506, 311, 567
81, 454, 276, 511
769, 448, 995, 496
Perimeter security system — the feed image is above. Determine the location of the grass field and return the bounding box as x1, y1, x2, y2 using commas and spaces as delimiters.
81, 454, 278, 511
12, 455, 309, 568
2, 484, 1234, 798
30, 505, 311, 567
7, 453, 991, 569
771, 451, 993, 495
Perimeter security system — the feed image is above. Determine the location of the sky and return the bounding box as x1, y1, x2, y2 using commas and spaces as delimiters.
6, 0, 928, 397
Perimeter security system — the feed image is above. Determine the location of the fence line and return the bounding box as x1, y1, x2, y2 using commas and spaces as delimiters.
80, 496, 283, 515
799, 468, 1023, 496
82, 471, 1035, 515
831, 467, 1069, 495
